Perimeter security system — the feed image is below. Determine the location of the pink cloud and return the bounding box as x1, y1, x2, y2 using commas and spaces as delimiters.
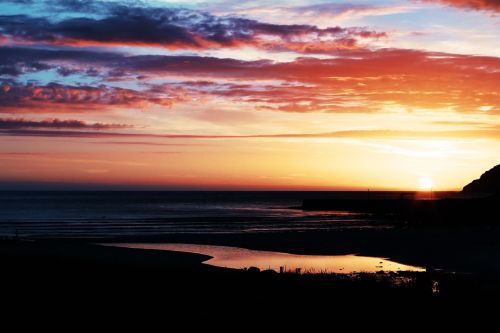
0, 83, 181, 113
425, 0, 500, 12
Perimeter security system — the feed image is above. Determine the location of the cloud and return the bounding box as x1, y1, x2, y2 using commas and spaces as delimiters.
1, 47, 499, 114
0, 118, 132, 129
132, 49, 500, 114
0, 82, 180, 113
93, 141, 201, 146
215, 3, 416, 26
0, 46, 274, 81
423, 0, 500, 12
1, 127, 499, 140
0, 46, 121, 77
0, 5, 385, 54
430, 120, 493, 126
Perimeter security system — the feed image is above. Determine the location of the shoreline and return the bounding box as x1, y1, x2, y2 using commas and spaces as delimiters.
3, 228, 500, 305
99, 226, 500, 275
9, 225, 500, 275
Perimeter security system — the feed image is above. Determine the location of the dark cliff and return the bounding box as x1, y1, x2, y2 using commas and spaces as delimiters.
463, 164, 500, 193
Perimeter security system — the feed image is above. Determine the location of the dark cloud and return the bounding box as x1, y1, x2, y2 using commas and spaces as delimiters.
55, 66, 82, 77
0, 61, 51, 76
0, 46, 271, 79
0, 46, 119, 63
0, 5, 385, 53
0, 82, 179, 112
118, 54, 272, 76
0, 46, 270, 79
0, 46, 120, 77
0, 118, 132, 129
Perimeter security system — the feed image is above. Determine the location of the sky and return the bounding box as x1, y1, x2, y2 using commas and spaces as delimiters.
0, 0, 499, 190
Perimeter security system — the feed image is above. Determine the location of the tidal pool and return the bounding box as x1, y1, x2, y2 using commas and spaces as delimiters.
106, 243, 425, 273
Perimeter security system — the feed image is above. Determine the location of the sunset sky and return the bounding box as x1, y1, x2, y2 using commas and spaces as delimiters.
0, 0, 499, 190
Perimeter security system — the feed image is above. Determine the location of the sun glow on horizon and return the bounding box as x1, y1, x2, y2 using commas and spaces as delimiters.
419, 178, 434, 190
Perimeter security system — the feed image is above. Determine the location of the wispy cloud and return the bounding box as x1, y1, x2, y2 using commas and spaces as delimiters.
1, 127, 499, 140
215, 3, 416, 26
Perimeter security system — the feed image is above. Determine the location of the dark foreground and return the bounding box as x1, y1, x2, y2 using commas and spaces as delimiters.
303, 195, 500, 225
3, 228, 500, 318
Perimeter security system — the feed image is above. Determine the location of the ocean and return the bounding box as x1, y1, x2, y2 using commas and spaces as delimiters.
0, 191, 456, 238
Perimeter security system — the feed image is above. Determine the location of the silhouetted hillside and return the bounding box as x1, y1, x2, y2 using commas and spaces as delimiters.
463, 164, 500, 193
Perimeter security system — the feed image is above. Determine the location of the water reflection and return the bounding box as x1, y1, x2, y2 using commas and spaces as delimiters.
108, 243, 425, 273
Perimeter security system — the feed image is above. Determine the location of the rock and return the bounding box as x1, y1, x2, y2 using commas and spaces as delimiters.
463, 164, 500, 193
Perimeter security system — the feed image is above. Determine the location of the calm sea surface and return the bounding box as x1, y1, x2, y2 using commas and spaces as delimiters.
0, 191, 457, 238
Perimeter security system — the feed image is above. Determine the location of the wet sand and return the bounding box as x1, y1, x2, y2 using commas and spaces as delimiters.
95, 226, 500, 275
3, 226, 500, 313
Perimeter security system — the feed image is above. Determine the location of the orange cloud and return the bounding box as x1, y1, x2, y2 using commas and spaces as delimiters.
425, 0, 500, 11
1, 48, 499, 115
141, 49, 499, 114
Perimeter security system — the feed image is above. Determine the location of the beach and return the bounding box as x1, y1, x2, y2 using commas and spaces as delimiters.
3, 191, 500, 312
0, 237, 432, 309
3, 226, 500, 308
92, 226, 500, 274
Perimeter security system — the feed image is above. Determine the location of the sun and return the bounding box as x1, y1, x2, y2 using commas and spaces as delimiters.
419, 178, 433, 190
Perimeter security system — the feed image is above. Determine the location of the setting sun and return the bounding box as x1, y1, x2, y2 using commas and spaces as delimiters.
419, 178, 434, 190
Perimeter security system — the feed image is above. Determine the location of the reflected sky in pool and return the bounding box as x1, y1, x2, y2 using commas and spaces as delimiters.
107, 243, 425, 273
